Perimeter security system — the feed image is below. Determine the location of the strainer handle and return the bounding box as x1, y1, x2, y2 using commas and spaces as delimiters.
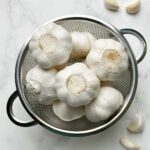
7, 91, 36, 127
120, 29, 147, 64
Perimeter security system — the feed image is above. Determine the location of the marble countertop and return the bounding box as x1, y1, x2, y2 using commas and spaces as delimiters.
0, 0, 150, 149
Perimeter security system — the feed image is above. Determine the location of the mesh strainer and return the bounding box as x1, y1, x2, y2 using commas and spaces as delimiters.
7, 15, 147, 136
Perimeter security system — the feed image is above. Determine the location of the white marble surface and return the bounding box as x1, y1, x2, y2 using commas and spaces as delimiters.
0, 0, 150, 149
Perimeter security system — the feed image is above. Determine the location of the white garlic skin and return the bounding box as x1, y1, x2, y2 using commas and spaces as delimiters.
86, 39, 128, 81
29, 23, 73, 69
71, 32, 96, 58
104, 0, 119, 11
127, 110, 145, 133
26, 66, 57, 105
55, 63, 100, 107
120, 137, 140, 150
126, 0, 141, 14
85, 86, 123, 123
53, 101, 84, 121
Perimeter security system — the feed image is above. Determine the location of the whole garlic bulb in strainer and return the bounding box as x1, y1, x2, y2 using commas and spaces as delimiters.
53, 101, 84, 121
29, 23, 73, 69
55, 63, 100, 107
26, 66, 57, 105
71, 32, 96, 58
86, 39, 129, 81
85, 86, 123, 123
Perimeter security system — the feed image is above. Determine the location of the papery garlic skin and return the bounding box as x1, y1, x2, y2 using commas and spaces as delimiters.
104, 0, 119, 11
127, 110, 144, 133
29, 23, 73, 69
86, 39, 128, 81
126, 0, 141, 14
55, 63, 100, 107
26, 66, 57, 105
120, 137, 140, 150
71, 32, 96, 58
85, 86, 123, 123
53, 101, 84, 121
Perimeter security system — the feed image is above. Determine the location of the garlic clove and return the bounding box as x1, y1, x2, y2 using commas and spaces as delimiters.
120, 137, 140, 150
125, 0, 141, 14
52, 101, 84, 121
104, 0, 119, 11
127, 110, 144, 133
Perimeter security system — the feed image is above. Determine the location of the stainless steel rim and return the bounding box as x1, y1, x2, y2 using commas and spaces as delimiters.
14, 15, 138, 136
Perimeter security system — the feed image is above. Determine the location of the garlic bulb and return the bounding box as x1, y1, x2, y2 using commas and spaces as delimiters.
126, 0, 141, 14
29, 23, 73, 69
85, 86, 123, 123
120, 137, 140, 150
71, 32, 96, 58
127, 110, 144, 133
104, 0, 119, 11
26, 66, 57, 105
53, 101, 84, 121
86, 39, 128, 81
55, 63, 100, 107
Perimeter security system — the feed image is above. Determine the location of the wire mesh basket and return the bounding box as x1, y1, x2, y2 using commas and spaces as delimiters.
7, 15, 147, 136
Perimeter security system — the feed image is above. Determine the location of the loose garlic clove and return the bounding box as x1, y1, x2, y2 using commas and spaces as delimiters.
53, 101, 84, 121
86, 39, 129, 81
127, 110, 144, 133
26, 66, 57, 105
120, 137, 140, 150
29, 23, 73, 69
125, 0, 141, 14
55, 63, 100, 107
71, 32, 96, 59
104, 0, 119, 11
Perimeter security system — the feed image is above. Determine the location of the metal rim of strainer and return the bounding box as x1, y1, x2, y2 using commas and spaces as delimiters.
7, 15, 147, 136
